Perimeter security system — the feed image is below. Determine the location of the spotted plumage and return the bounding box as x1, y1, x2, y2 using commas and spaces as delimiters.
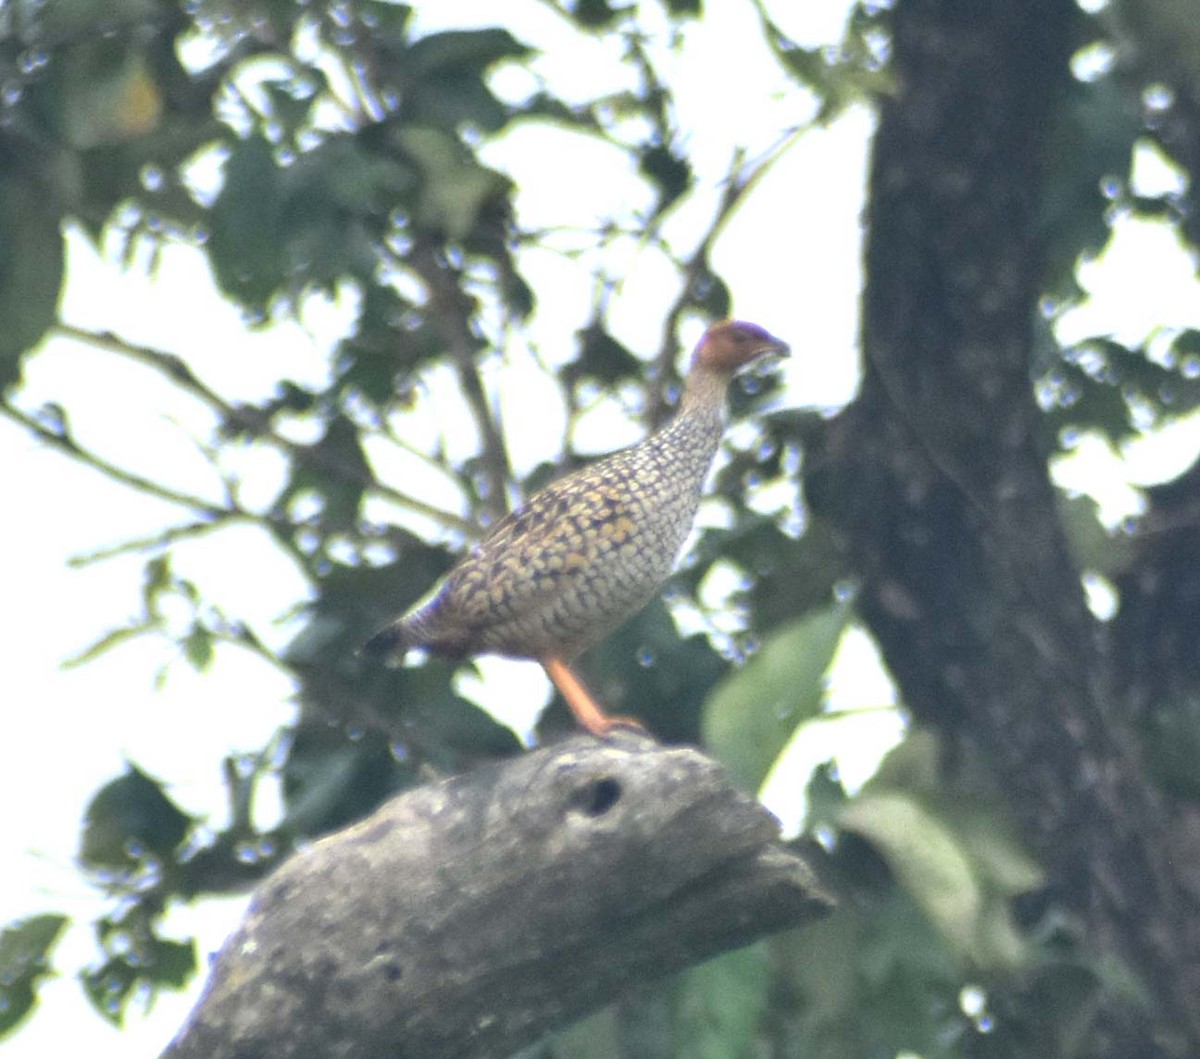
362, 320, 789, 734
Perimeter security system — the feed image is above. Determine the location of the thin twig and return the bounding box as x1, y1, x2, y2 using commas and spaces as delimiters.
1, 399, 229, 517
53, 324, 479, 537
648, 132, 804, 427
55, 322, 237, 413
67, 517, 249, 567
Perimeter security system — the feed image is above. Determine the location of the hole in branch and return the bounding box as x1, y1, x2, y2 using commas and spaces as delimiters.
570, 776, 621, 817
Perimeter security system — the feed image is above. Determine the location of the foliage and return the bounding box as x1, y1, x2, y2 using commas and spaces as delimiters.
701, 603, 849, 792
0, 916, 68, 1035
3, 0, 1200, 1055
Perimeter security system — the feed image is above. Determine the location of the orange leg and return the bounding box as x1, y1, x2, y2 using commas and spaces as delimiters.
541, 656, 644, 736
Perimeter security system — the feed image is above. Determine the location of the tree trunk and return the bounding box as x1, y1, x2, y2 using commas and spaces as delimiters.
807, 0, 1200, 1054
161, 732, 832, 1059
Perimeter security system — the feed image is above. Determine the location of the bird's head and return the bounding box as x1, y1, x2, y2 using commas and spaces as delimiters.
691, 320, 790, 374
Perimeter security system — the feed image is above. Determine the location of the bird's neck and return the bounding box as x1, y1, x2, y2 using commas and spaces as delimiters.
678, 365, 733, 425
649, 364, 730, 465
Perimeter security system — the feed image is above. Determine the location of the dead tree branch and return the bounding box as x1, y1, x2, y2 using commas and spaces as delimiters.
162, 732, 832, 1059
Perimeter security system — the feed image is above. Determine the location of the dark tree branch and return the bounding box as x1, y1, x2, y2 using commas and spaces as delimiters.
409, 239, 514, 523
161, 733, 832, 1059
808, 0, 1200, 1054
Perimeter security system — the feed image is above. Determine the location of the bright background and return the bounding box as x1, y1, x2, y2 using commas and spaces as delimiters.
4, 2, 1200, 1055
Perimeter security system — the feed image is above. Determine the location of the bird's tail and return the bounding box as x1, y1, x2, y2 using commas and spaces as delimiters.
359, 618, 415, 666
359, 598, 447, 665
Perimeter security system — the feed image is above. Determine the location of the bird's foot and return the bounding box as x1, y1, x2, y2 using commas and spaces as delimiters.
542, 657, 648, 739
589, 713, 647, 738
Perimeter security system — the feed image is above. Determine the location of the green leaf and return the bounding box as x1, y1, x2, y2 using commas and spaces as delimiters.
778, 803, 980, 1053
407, 27, 530, 76
360, 0, 414, 45
281, 724, 414, 837
840, 730, 1039, 971
298, 413, 371, 532
208, 136, 285, 307
389, 660, 524, 765
838, 793, 982, 961
0, 915, 68, 1037
399, 29, 530, 134
802, 760, 849, 832
1046, 374, 1133, 443
868, 725, 941, 795
80, 765, 194, 871
567, 322, 644, 387
143, 554, 172, 605
674, 943, 769, 1059
566, 0, 633, 29
944, 801, 1043, 897
692, 265, 731, 319
702, 604, 849, 792
1038, 74, 1142, 296
757, 12, 888, 123
183, 624, 215, 670
335, 285, 433, 404
83, 913, 198, 1024
21, 0, 159, 42
0, 175, 64, 388
768, 912, 854, 1027
82, 957, 131, 1024
299, 137, 416, 214
399, 126, 510, 239
143, 935, 197, 988
1041, 333, 1200, 447
639, 143, 692, 217
698, 514, 846, 630
409, 71, 510, 133
262, 77, 320, 136
968, 894, 1029, 971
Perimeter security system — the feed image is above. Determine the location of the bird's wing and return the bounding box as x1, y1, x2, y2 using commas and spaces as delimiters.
442, 462, 636, 625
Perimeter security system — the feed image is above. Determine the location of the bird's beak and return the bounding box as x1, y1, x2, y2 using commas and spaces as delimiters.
757, 336, 790, 365
741, 337, 790, 384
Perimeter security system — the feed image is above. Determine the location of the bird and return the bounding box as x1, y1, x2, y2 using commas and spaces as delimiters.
361, 319, 790, 735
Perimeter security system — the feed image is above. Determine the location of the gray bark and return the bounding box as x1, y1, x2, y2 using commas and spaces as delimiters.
162, 732, 832, 1059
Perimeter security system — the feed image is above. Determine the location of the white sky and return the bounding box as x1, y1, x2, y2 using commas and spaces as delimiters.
5, 3, 1200, 1056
